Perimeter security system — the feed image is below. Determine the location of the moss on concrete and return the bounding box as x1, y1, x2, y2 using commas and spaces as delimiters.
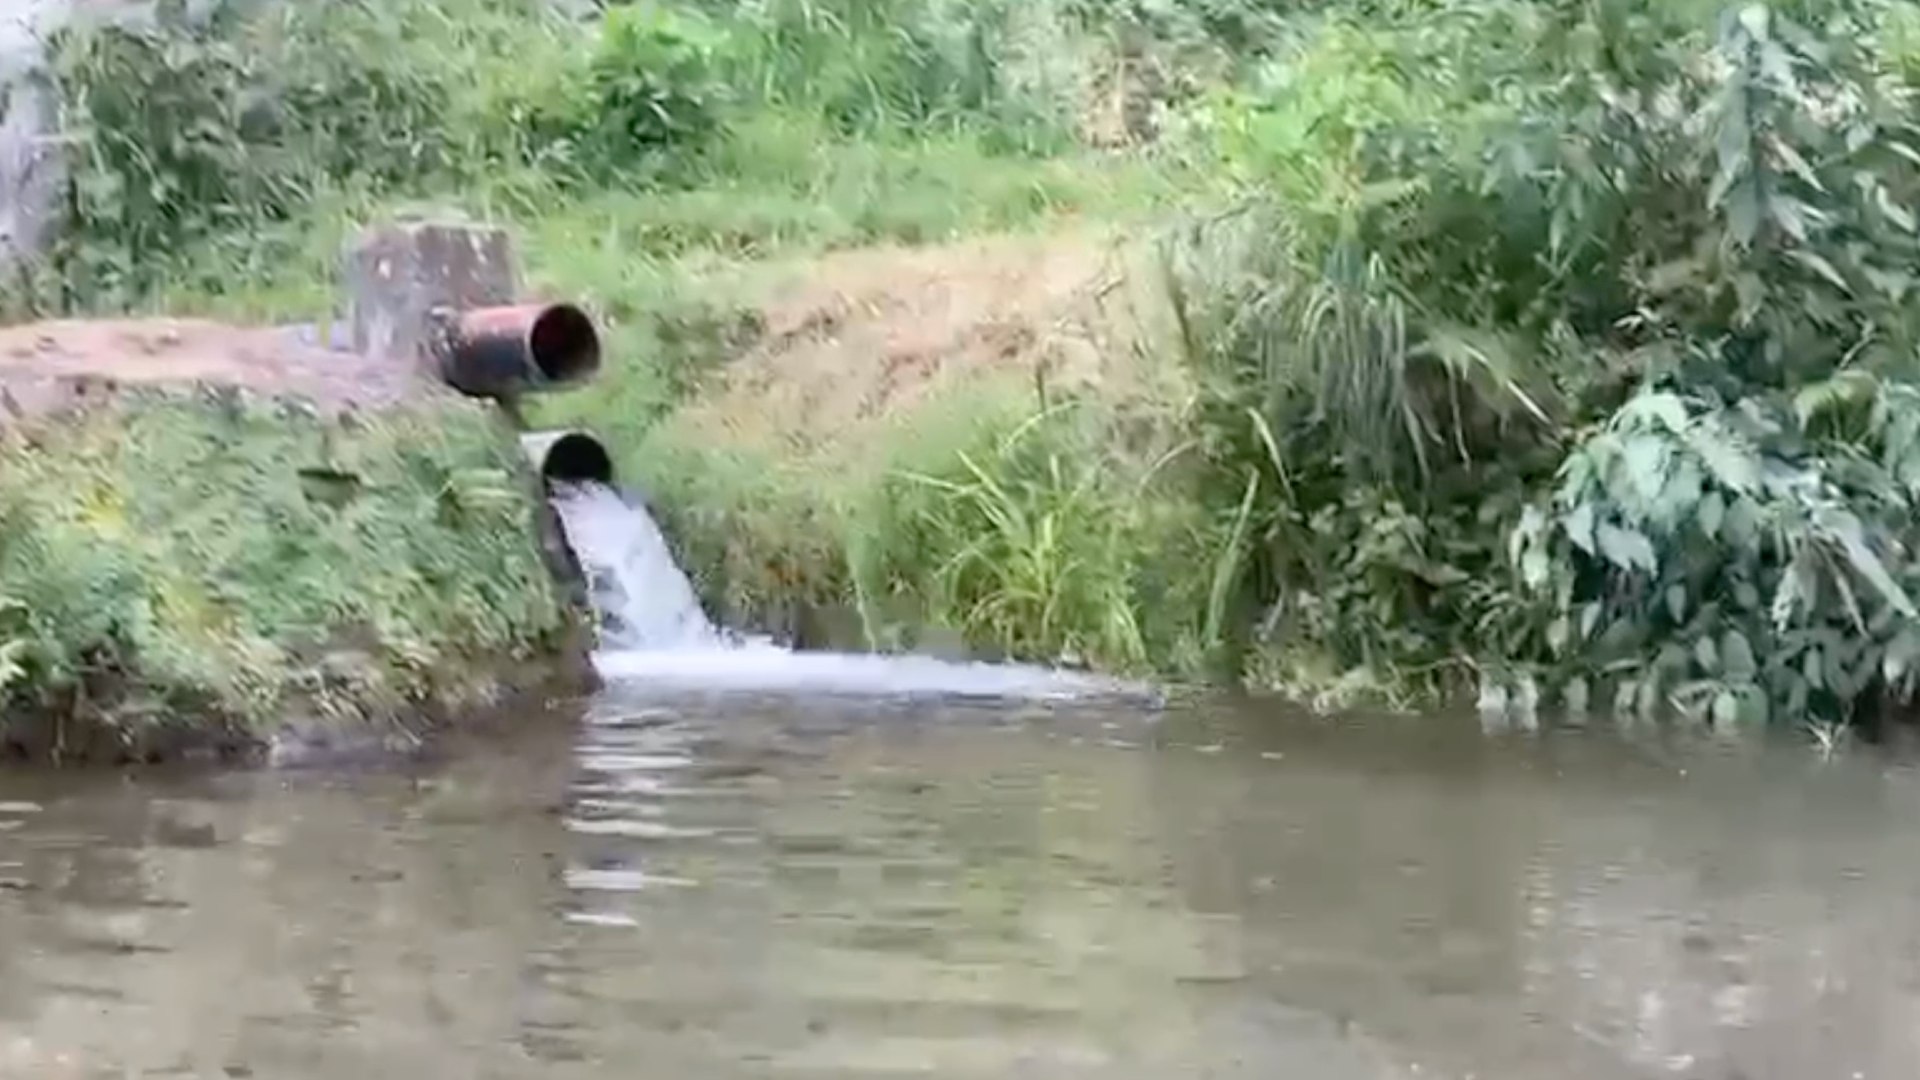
0, 389, 577, 762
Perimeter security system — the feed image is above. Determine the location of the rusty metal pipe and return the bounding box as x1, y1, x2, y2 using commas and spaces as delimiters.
521, 430, 614, 487
440, 303, 601, 398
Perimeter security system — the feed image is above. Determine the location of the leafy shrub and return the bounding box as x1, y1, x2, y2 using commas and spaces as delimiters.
38, 0, 577, 306
1171, 0, 1920, 725
1165, 198, 1561, 703
1513, 382, 1920, 727
47, 8, 300, 304
697, 0, 1086, 144
500, 4, 730, 179
593, 5, 729, 151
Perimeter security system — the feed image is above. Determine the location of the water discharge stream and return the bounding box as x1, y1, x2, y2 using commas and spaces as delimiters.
549, 481, 1125, 700
548, 482, 724, 652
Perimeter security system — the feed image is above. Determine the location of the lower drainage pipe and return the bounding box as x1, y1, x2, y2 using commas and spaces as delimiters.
521, 431, 615, 487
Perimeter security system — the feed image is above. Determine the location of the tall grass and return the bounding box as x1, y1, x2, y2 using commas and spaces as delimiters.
854, 402, 1150, 669
607, 366, 1237, 677
8, 0, 1190, 320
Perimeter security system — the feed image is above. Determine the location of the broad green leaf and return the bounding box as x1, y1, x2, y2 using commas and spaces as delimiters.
1767, 194, 1808, 242
1563, 502, 1597, 555
1658, 642, 1690, 674
1724, 498, 1761, 549
1683, 421, 1760, 493
1522, 547, 1550, 590
1698, 492, 1726, 539
1825, 511, 1918, 620
1597, 523, 1658, 574
1771, 554, 1810, 631
1645, 258, 1706, 295
1666, 585, 1688, 623
1694, 635, 1720, 673
1770, 137, 1824, 193
1789, 250, 1850, 292
1722, 629, 1758, 682
1733, 271, 1768, 322
1661, 460, 1704, 531
1725, 179, 1761, 246
1884, 628, 1920, 684
1624, 392, 1689, 434
1547, 615, 1570, 654
1620, 435, 1668, 504
1711, 97, 1750, 207
1826, 648, 1849, 696
1876, 186, 1916, 232
1803, 647, 1824, 691
1787, 672, 1810, 718
1758, 37, 1795, 84
1711, 690, 1739, 728
1863, 265, 1913, 302
1511, 506, 1546, 565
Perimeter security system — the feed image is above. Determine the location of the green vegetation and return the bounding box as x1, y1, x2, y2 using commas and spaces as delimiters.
0, 600, 24, 696
19, 0, 1920, 729
7, 0, 1183, 319
1166, 0, 1920, 724
0, 395, 565, 747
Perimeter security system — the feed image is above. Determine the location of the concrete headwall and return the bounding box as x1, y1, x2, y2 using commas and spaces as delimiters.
0, 1, 185, 273
0, 1, 67, 271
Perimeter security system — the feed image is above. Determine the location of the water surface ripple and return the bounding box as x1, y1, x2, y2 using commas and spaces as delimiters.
2, 696, 1917, 1078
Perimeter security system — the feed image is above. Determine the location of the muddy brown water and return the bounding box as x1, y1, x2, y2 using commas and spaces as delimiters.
2, 689, 1918, 1079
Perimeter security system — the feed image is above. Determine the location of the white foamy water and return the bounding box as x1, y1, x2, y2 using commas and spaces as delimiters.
549, 482, 723, 650
591, 644, 1121, 699
548, 481, 1130, 700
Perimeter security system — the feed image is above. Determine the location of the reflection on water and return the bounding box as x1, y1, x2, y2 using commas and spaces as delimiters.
3, 692, 1919, 1078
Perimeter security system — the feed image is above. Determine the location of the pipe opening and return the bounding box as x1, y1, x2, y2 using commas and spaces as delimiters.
528, 304, 601, 384
536, 432, 615, 486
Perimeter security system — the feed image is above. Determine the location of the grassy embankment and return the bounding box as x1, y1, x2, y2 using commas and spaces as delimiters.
15, 0, 1920, 732
0, 392, 566, 756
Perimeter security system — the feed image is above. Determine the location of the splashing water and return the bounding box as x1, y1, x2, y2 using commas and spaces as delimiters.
549, 482, 722, 650
547, 482, 1130, 700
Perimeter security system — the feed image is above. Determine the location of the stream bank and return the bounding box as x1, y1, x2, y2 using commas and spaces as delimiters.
0, 318, 593, 765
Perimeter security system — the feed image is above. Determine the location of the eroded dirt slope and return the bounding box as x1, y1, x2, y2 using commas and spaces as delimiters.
670, 231, 1176, 460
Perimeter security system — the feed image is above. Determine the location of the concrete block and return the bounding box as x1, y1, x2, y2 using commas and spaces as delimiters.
344, 220, 521, 379
1, 3, 68, 274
